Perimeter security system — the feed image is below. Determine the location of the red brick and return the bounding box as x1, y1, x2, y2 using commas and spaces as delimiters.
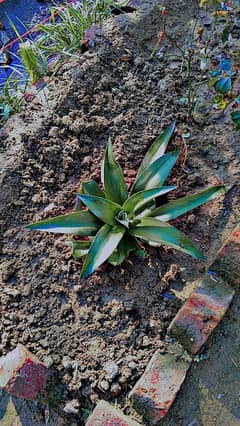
168, 276, 234, 355
0, 344, 49, 400
129, 344, 191, 424
86, 400, 141, 426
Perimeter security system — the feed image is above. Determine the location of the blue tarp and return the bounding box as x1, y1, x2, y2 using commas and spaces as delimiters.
0, 0, 58, 86
0, 0, 47, 40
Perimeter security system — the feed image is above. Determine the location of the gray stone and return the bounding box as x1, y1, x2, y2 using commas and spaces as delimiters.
103, 360, 119, 381
63, 399, 80, 415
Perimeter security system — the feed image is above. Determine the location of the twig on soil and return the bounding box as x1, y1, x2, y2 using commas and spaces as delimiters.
230, 355, 239, 369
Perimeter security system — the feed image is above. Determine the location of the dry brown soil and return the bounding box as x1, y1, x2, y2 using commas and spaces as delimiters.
0, 0, 240, 424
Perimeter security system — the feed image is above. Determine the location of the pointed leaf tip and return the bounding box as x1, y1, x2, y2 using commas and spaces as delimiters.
25, 210, 101, 235
103, 139, 128, 205
81, 180, 105, 198
131, 150, 180, 194
150, 185, 226, 221
130, 217, 204, 260
137, 121, 176, 177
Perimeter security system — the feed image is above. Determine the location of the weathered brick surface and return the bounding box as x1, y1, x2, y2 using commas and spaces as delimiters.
86, 400, 141, 426
129, 343, 191, 424
210, 223, 240, 286
0, 344, 49, 400
168, 275, 234, 355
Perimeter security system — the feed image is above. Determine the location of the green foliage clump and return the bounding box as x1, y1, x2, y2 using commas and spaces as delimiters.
0, 73, 27, 122
36, 1, 121, 61
0, 0, 121, 123
26, 122, 225, 278
18, 41, 49, 84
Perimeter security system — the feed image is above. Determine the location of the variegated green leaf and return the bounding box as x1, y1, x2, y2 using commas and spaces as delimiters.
137, 121, 176, 177
131, 151, 180, 194
78, 194, 122, 226
149, 186, 225, 221
67, 239, 91, 259
26, 210, 101, 235
82, 180, 105, 198
68, 239, 92, 250
108, 235, 139, 266
123, 186, 175, 215
80, 224, 125, 278
73, 249, 89, 258
103, 138, 128, 205
129, 217, 204, 260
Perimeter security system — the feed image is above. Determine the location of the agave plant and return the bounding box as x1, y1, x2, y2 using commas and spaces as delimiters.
26, 122, 225, 278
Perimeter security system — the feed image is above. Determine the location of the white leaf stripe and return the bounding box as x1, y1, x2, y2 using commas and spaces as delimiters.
80, 225, 125, 278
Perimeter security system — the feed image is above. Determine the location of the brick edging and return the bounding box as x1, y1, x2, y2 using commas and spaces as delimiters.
87, 223, 239, 424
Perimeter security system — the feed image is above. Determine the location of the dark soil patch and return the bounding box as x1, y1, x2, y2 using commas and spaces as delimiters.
0, 0, 240, 424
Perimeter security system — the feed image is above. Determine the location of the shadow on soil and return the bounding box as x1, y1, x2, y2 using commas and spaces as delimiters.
0, 391, 62, 426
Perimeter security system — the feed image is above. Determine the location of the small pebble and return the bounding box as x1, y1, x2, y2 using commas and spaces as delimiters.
63, 399, 80, 415
103, 360, 119, 381
98, 380, 110, 392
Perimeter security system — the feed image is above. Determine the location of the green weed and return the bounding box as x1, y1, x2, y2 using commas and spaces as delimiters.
0, 72, 27, 122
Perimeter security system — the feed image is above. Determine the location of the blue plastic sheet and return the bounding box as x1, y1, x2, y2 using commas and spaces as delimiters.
0, 0, 59, 86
